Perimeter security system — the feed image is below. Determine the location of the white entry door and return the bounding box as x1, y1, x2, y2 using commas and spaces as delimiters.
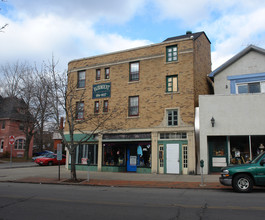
166, 144, 180, 174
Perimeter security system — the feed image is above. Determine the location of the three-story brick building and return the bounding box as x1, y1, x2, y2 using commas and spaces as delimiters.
66, 31, 211, 174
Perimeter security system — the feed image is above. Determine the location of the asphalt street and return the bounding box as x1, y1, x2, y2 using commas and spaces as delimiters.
1, 182, 265, 220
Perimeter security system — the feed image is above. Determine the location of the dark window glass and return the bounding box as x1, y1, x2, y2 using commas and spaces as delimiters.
76, 102, 84, 119
166, 45, 178, 62
94, 101, 99, 113
129, 96, 139, 116
77, 71, 85, 88
96, 69, 101, 80
129, 62, 139, 81
168, 110, 178, 126
105, 68, 110, 79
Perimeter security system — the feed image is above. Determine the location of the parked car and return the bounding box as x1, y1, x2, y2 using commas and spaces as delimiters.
220, 151, 265, 193
32, 151, 54, 162
35, 154, 66, 166
33, 150, 53, 157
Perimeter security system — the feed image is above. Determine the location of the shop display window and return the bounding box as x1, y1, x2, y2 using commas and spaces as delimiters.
251, 136, 265, 159
230, 136, 250, 164
76, 144, 98, 165
137, 144, 151, 167
103, 144, 126, 166
103, 143, 151, 168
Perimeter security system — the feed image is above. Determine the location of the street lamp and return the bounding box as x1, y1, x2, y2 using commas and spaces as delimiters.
211, 117, 215, 127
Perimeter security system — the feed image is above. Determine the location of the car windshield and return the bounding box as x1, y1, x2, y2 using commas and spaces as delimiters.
251, 152, 265, 164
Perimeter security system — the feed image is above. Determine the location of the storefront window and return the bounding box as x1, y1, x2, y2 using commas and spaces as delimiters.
76, 144, 98, 165
230, 136, 250, 164
103, 142, 151, 168
137, 144, 151, 167
251, 136, 265, 159
103, 144, 126, 166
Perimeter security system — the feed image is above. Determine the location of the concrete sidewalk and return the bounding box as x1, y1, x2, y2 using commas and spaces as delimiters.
0, 161, 230, 190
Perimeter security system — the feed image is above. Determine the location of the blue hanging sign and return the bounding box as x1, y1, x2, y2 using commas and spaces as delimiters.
92, 83, 111, 99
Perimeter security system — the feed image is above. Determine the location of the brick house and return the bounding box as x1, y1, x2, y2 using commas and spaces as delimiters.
0, 96, 33, 158
66, 31, 211, 174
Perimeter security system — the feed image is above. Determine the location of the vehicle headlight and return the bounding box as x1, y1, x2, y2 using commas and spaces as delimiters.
221, 169, 229, 177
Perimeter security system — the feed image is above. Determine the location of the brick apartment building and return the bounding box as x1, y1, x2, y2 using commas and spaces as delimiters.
0, 96, 33, 158
66, 31, 211, 174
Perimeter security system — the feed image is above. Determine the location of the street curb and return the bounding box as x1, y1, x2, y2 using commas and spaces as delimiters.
1, 178, 231, 190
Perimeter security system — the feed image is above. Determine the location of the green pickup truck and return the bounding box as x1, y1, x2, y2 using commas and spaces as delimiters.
220, 152, 265, 193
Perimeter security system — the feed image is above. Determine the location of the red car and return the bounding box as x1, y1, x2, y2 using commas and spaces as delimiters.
35, 154, 66, 166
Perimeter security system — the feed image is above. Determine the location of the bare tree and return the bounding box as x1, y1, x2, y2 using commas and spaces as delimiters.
49, 58, 124, 181
1, 61, 54, 159
1, 62, 25, 97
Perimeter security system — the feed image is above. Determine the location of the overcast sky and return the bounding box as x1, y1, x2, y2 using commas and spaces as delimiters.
1, 0, 265, 73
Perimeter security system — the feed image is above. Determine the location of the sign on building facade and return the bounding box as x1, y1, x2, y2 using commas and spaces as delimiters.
92, 83, 111, 99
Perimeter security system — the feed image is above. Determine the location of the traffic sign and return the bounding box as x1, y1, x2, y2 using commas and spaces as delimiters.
57, 144, 62, 161
9, 136, 15, 145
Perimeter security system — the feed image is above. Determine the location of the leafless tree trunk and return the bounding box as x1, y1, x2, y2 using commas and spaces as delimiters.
49, 58, 124, 181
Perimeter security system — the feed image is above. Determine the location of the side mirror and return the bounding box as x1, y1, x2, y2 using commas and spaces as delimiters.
260, 158, 265, 166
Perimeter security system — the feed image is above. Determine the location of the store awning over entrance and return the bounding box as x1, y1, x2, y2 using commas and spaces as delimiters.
64, 134, 97, 142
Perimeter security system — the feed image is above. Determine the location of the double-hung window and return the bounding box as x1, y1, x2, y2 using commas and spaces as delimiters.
77, 71, 85, 88
76, 102, 84, 120
166, 75, 178, 92
167, 109, 178, 126
129, 96, 139, 116
1, 121, 5, 129
105, 68, 110, 79
15, 139, 25, 149
96, 69, 101, 81
129, 62, 139, 81
103, 100, 108, 112
94, 101, 99, 114
0, 140, 4, 152
166, 45, 178, 62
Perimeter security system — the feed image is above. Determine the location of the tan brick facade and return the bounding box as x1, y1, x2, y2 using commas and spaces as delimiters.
66, 32, 211, 174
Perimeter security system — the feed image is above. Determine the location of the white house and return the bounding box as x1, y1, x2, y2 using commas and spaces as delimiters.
199, 45, 265, 174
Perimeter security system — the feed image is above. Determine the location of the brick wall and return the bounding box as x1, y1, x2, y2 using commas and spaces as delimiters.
66, 34, 211, 132
0, 119, 33, 158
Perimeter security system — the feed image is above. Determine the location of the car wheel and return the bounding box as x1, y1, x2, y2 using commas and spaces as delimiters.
232, 174, 253, 193
48, 161, 53, 166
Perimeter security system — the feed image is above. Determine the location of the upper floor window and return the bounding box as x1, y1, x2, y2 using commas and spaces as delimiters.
167, 109, 178, 126
15, 139, 25, 150
166, 45, 178, 62
166, 75, 178, 92
103, 100, 109, 112
105, 68, 110, 80
96, 69, 101, 81
77, 71, 85, 88
129, 62, 139, 81
0, 140, 4, 152
76, 102, 84, 120
1, 120, 5, 129
129, 96, 139, 116
19, 123, 24, 131
94, 101, 99, 114
237, 82, 265, 94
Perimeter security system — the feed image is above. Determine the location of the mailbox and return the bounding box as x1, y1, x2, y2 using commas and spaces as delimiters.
200, 160, 204, 168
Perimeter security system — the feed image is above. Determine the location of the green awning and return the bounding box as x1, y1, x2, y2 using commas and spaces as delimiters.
64, 134, 96, 142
